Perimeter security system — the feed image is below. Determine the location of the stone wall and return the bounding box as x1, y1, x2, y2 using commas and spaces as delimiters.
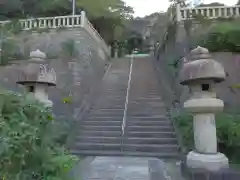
0, 28, 109, 122
153, 52, 240, 113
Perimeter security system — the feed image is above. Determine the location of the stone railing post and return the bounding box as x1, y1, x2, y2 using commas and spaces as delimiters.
17, 50, 56, 108
80, 11, 86, 28
176, 2, 181, 22
179, 46, 229, 171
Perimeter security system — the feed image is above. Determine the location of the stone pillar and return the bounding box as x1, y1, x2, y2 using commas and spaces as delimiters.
176, 3, 181, 22
81, 11, 86, 27
17, 49, 56, 108
114, 49, 118, 58
179, 46, 229, 171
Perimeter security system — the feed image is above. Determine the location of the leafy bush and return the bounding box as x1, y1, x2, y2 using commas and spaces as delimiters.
200, 22, 240, 52
0, 90, 79, 180
173, 112, 240, 164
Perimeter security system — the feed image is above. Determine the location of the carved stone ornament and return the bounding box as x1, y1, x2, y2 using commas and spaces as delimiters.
17, 50, 56, 86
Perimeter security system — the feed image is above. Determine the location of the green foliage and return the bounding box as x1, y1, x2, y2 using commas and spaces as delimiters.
61, 39, 78, 58
199, 22, 240, 52
1, 0, 133, 45
0, 37, 22, 65
0, 21, 26, 65
173, 112, 240, 164
62, 96, 73, 104
77, 0, 133, 19
172, 112, 194, 150
0, 89, 79, 180
0, 0, 72, 19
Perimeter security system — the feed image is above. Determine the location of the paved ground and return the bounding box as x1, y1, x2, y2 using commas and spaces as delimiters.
71, 156, 183, 180
70, 54, 184, 180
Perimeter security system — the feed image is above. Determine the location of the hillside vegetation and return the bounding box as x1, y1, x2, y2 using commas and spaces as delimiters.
200, 19, 240, 52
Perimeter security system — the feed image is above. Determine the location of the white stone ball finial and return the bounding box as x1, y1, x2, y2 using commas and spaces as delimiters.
30, 49, 46, 61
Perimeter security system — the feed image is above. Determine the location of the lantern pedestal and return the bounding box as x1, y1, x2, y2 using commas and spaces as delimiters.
187, 151, 229, 171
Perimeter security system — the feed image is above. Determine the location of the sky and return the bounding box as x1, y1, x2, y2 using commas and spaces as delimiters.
124, 0, 238, 17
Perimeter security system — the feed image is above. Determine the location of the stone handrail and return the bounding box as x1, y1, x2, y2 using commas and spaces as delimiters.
0, 15, 82, 29
177, 4, 240, 21
0, 12, 110, 56
84, 16, 109, 55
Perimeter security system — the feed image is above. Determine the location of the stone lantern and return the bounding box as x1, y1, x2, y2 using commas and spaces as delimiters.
17, 49, 56, 108
179, 46, 229, 171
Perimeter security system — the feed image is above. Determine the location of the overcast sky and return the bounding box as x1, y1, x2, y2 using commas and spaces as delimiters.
124, 0, 238, 17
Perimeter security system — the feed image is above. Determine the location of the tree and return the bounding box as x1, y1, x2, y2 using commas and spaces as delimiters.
0, 0, 134, 45
76, 0, 133, 19
0, 0, 23, 20
0, 0, 72, 19
197, 2, 225, 7
86, 0, 134, 44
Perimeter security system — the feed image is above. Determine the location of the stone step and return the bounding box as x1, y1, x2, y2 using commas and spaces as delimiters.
123, 137, 178, 144
71, 150, 180, 159
92, 105, 125, 109
127, 120, 171, 126
81, 125, 122, 131
76, 136, 122, 143
89, 111, 124, 116
74, 142, 179, 152
127, 113, 166, 116
91, 103, 125, 107
126, 115, 167, 119
79, 130, 121, 137
128, 101, 165, 105
123, 144, 179, 153
127, 106, 165, 109
91, 108, 125, 111
82, 121, 122, 126
93, 101, 125, 104
74, 142, 122, 151
126, 125, 173, 132
133, 97, 162, 100
125, 131, 176, 138
86, 117, 122, 121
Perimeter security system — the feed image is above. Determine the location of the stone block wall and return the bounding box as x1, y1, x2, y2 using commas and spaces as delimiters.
0, 28, 109, 122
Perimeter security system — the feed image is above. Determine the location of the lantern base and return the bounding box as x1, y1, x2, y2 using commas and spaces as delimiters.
186, 151, 229, 171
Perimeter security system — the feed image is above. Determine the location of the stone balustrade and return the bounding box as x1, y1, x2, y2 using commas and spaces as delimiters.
84, 15, 109, 55
173, 3, 240, 21
0, 15, 82, 30
0, 11, 110, 56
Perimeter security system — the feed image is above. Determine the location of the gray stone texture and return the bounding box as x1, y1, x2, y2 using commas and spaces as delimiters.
154, 21, 240, 113
71, 156, 184, 180
0, 27, 109, 125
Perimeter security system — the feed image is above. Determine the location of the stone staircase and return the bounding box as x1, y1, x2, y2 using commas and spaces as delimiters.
122, 57, 179, 158
71, 57, 179, 158
71, 59, 129, 156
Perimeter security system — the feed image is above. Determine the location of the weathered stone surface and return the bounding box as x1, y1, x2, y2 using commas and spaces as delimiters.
0, 28, 109, 123
17, 50, 57, 86
179, 46, 226, 85
71, 156, 184, 180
